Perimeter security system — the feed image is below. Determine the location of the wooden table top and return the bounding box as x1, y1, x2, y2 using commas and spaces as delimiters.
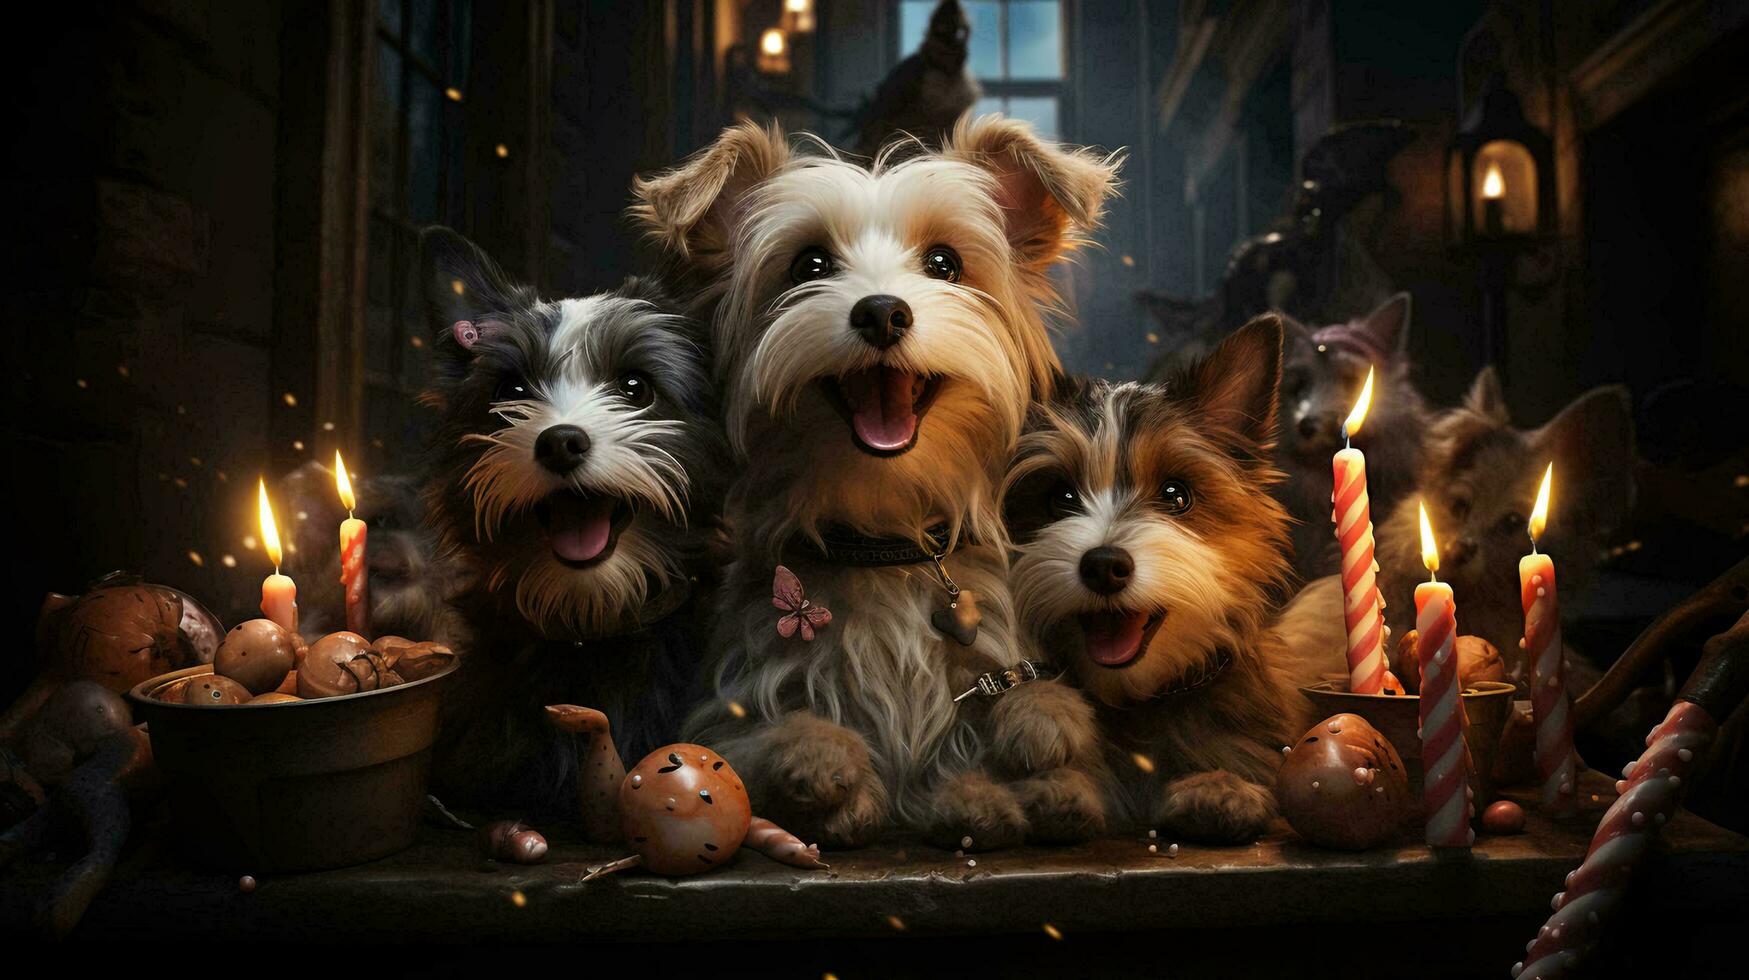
9, 769, 1747, 947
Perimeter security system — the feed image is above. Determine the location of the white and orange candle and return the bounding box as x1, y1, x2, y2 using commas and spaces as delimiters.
257, 479, 298, 635
335, 451, 370, 638
1415, 501, 1474, 848
1332, 368, 1399, 694
1521, 463, 1575, 815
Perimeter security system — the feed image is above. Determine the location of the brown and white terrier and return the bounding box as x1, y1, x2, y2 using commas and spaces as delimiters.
1004, 317, 1311, 843
631, 115, 1122, 849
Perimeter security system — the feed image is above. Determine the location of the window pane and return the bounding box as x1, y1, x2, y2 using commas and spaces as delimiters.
378, 0, 401, 34
964, 1, 1001, 79
407, 79, 443, 223
1005, 96, 1058, 139
1006, 1, 1061, 79
974, 95, 1005, 120
370, 41, 403, 214
899, 0, 933, 53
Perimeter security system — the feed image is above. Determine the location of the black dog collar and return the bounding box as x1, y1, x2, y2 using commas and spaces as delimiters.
801, 522, 959, 567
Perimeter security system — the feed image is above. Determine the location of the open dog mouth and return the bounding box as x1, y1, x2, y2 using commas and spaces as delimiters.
820, 367, 944, 456
534, 490, 634, 568
1078, 609, 1167, 668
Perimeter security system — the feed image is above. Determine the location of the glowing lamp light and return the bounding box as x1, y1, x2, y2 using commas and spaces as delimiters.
761, 27, 786, 55
258, 479, 284, 570
757, 27, 791, 74
783, 0, 816, 33
335, 450, 357, 515
1528, 462, 1553, 545
1343, 366, 1375, 441
1482, 163, 1505, 200
1418, 500, 1440, 578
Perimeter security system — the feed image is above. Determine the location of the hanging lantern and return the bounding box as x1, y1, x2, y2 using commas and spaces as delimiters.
1446, 80, 1553, 248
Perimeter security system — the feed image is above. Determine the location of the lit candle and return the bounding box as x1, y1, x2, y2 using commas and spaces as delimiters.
335, 451, 370, 639
1521, 463, 1576, 815
257, 479, 298, 635
1415, 501, 1474, 849
1331, 368, 1401, 694
1482, 163, 1506, 236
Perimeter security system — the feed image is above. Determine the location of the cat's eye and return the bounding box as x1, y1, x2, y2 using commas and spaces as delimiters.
614, 370, 655, 408
922, 245, 962, 282
1159, 480, 1193, 515
494, 375, 531, 402
790, 247, 835, 284
1045, 481, 1081, 520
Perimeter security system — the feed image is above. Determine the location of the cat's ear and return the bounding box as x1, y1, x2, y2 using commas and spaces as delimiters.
1532, 385, 1636, 536
1360, 292, 1412, 354
1464, 365, 1511, 424
1179, 313, 1283, 458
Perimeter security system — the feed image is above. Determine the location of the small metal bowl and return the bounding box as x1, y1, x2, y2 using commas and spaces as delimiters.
128, 655, 456, 873
1301, 678, 1517, 804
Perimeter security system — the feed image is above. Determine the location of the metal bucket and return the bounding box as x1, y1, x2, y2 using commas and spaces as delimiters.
1301, 678, 1517, 804
128, 656, 456, 873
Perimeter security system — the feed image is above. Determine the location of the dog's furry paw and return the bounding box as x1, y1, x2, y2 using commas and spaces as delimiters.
988, 680, 1101, 776
759, 713, 887, 848
1015, 767, 1107, 843
1153, 770, 1277, 844
924, 770, 1029, 851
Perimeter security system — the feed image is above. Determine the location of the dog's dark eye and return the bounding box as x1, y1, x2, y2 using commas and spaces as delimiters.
921, 245, 961, 282
494, 375, 530, 402
1495, 511, 1525, 535
790, 247, 834, 284
1045, 481, 1081, 520
614, 371, 655, 408
1159, 481, 1192, 515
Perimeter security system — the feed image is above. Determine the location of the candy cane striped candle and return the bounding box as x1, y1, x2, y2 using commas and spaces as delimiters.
335, 452, 371, 638
1521, 463, 1575, 815
1332, 367, 1393, 694
1514, 700, 1715, 979
1415, 501, 1474, 848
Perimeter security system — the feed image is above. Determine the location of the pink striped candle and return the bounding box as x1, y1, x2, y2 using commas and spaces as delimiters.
1331, 367, 1396, 694
1521, 464, 1575, 814
1415, 502, 1474, 848
335, 452, 371, 638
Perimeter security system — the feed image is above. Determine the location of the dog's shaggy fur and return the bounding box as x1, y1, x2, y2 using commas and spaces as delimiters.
1004, 318, 1311, 842
417, 227, 729, 816
632, 115, 1121, 848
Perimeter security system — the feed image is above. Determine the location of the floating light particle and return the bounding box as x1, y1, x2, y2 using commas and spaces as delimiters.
189, 456, 203, 467
1043, 923, 1064, 940
371, 438, 385, 449
1131, 753, 1155, 774
727, 700, 747, 719
1735, 474, 1749, 488
410, 335, 425, 348
886, 915, 906, 931
173, 477, 188, 489
292, 440, 306, 451
451, 278, 465, 296
1147, 829, 1157, 839
187, 550, 205, 567
283, 392, 298, 407
824, 974, 839, 980
1625, 540, 1642, 552
221, 554, 237, 568
1120, 255, 1135, 267
495, 143, 510, 158
157, 472, 169, 481
296, 510, 309, 522
1147, 332, 1159, 344
960, 835, 972, 848
322, 421, 335, 431
286, 542, 299, 555
76, 378, 88, 389
445, 86, 463, 102
243, 535, 258, 550
510, 890, 527, 907
217, 470, 229, 482
117, 364, 130, 377
176, 404, 187, 414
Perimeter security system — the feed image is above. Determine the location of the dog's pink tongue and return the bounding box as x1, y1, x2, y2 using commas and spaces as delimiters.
843, 366, 920, 452
1083, 611, 1149, 666
547, 494, 615, 563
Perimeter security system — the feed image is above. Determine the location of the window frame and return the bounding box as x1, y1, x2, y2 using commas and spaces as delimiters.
888, 0, 1073, 140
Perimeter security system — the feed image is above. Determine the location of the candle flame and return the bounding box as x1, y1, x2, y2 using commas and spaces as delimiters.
1528, 462, 1553, 542
1344, 367, 1375, 438
258, 479, 284, 569
335, 450, 357, 514
1483, 163, 1505, 200
1418, 499, 1439, 574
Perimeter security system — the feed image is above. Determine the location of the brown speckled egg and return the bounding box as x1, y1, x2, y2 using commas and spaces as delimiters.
1276, 713, 1411, 850
297, 632, 378, 699
373, 636, 453, 682
1454, 635, 1507, 687
1481, 799, 1525, 835
619, 744, 751, 875
214, 619, 299, 695
183, 674, 251, 706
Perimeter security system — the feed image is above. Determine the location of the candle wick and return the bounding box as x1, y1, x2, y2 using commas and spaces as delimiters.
1530, 537, 1539, 556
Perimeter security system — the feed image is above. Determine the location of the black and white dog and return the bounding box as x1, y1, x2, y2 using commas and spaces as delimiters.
418, 228, 728, 816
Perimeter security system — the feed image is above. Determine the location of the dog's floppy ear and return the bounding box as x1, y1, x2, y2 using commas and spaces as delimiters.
1180, 313, 1283, 458
1464, 365, 1511, 424
420, 226, 534, 362
631, 121, 790, 267
943, 113, 1124, 269
1360, 292, 1412, 354
1531, 384, 1636, 537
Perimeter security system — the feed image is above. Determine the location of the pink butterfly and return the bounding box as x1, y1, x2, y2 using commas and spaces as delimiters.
772, 565, 832, 641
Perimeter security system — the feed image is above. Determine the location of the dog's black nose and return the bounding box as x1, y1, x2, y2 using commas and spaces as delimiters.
535, 424, 591, 474
1298, 413, 1340, 443
1442, 536, 1477, 567
1079, 546, 1134, 596
849, 294, 913, 350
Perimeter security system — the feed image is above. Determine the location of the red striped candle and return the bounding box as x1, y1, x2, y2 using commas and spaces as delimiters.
1521, 464, 1574, 814
335, 452, 370, 638
1415, 502, 1474, 848
1331, 367, 1395, 694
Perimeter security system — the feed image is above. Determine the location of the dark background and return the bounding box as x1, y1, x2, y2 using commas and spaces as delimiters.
4, 0, 1747, 696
